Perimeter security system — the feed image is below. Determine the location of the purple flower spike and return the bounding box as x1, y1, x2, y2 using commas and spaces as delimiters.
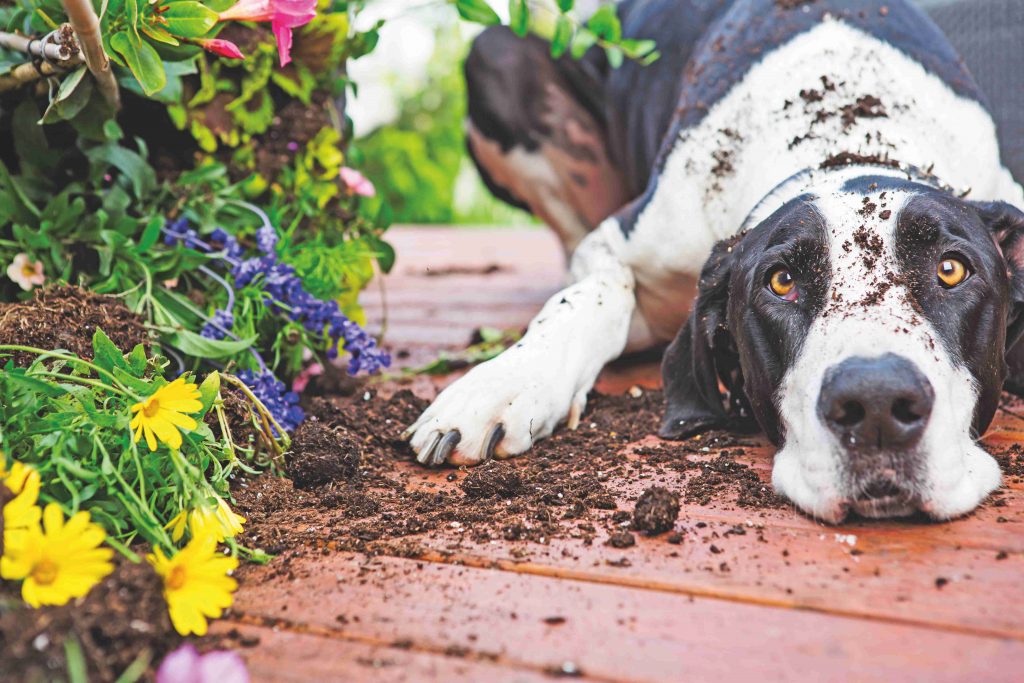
255, 224, 278, 255
238, 368, 305, 433
201, 308, 235, 340
156, 644, 249, 683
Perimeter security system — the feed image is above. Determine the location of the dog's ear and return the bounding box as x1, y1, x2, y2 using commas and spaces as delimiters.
659, 236, 750, 439
974, 201, 1024, 347
973, 201, 1024, 393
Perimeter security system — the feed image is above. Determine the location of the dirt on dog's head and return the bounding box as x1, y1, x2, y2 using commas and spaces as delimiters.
660, 168, 1024, 523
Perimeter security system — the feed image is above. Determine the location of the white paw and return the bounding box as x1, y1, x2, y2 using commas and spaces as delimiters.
403, 349, 587, 466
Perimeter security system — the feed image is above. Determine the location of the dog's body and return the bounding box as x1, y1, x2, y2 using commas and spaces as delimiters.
405, 0, 1024, 522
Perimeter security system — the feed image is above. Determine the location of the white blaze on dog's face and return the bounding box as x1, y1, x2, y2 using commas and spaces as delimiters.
660, 170, 1024, 522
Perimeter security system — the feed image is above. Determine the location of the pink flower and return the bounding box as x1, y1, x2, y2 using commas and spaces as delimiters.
292, 362, 324, 393
156, 644, 249, 683
6, 253, 45, 291
339, 167, 376, 198
218, 0, 317, 67
197, 38, 245, 60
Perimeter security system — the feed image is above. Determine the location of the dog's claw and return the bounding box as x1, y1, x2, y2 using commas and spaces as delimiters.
483, 424, 505, 462
416, 431, 442, 466
433, 430, 461, 466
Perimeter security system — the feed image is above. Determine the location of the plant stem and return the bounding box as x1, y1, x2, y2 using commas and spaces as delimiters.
61, 0, 119, 110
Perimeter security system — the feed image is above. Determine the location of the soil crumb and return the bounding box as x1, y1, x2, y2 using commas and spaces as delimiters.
0, 285, 149, 366
632, 486, 680, 535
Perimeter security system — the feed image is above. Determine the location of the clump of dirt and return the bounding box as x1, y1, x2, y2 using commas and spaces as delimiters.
839, 95, 886, 129
461, 462, 528, 499
631, 486, 680, 535
684, 451, 788, 509
820, 151, 900, 170
0, 558, 180, 682
775, 0, 816, 9
287, 419, 363, 489
0, 285, 149, 366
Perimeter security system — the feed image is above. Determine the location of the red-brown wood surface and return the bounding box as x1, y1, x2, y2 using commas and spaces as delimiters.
223, 227, 1024, 681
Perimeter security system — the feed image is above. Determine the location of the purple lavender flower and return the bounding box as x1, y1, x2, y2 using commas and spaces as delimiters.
237, 369, 305, 433
201, 308, 235, 340
255, 223, 279, 254
210, 228, 244, 260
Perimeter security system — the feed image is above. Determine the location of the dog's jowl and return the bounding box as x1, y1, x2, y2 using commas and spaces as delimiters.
405, 0, 1024, 522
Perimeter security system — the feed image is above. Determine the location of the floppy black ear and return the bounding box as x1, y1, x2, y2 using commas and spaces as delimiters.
973, 201, 1024, 394
659, 236, 753, 439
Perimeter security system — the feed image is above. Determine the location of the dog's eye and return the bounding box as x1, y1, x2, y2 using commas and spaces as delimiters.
768, 268, 797, 300
937, 257, 969, 288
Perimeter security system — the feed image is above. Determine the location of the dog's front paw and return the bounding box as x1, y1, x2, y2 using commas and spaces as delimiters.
402, 351, 586, 467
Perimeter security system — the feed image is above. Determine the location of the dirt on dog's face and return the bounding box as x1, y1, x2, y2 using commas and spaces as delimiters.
661, 173, 1024, 522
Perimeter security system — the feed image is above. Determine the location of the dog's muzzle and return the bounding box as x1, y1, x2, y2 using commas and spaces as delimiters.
817, 353, 936, 516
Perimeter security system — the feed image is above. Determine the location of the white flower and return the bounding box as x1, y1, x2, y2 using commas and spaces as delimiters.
6, 253, 45, 291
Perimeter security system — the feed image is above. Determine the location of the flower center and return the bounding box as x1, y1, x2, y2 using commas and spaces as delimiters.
167, 565, 188, 590
142, 396, 161, 418
32, 559, 59, 586
21, 264, 35, 278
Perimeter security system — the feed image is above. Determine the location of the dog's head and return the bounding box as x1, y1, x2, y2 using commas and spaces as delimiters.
660, 171, 1024, 522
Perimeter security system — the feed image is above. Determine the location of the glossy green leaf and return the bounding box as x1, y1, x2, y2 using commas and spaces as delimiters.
92, 328, 129, 375
551, 15, 573, 57
455, 0, 500, 25
160, 2, 219, 38
109, 31, 167, 96
509, 0, 529, 37
587, 5, 621, 41
570, 27, 598, 59
557, 0, 574, 11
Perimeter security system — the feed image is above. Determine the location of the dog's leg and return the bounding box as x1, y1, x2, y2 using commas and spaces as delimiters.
464, 27, 628, 254
404, 220, 636, 465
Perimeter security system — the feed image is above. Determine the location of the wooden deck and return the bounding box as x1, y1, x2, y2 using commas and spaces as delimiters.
217, 227, 1024, 682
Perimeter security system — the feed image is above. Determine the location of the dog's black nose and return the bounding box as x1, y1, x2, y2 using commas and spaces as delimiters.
818, 354, 934, 451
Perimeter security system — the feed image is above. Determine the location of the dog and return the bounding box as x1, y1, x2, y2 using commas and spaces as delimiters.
402, 0, 1024, 523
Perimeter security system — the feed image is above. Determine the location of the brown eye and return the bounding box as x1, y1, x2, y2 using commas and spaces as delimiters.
937, 258, 968, 288
768, 268, 797, 300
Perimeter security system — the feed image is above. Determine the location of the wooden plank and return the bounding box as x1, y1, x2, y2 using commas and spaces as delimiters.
212, 622, 558, 683
230, 552, 1024, 683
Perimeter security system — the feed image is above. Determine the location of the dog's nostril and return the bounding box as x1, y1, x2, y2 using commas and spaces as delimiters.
832, 400, 866, 427
858, 478, 904, 501
891, 397, 922, 425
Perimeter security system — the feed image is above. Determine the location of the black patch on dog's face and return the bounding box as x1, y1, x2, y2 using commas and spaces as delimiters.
660, 195, 829, 442
894, 191, 1013, 436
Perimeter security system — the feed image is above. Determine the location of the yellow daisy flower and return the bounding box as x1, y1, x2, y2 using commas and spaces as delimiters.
148, 533, 238, 636
2, 461, 43, 548
1, 503, 114, 607
129, 377, 203, 451
166, 495, 246, 543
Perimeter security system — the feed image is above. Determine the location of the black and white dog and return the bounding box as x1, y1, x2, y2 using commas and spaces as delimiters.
403, 0, 1024, 523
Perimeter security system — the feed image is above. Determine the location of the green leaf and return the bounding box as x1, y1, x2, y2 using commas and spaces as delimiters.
137, 215, 163, 251
197, 371, 220, 414
160, 1, 218, 38
587, 5, 621, 42
160, 328, 259, 360
127, 343, 148, 375
570, 27, 598, 59
454, 0, 500, 25
140, 22, 181, 46
605, 45, 624, 68
551, 15, 573, 57
557, 0, 574, 10
92, 328, 129, 374
619, 38, 657, 59
509, 0, 529, 37
109, 31, 167, 96
41, 67, 93, 124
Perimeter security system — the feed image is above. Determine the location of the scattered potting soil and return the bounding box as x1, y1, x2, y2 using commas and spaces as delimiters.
0, 285, 149, 366
0, 557, 181, 682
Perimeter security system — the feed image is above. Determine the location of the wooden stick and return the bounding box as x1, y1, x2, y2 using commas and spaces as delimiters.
61, 0, 119, 110
0, 60, 63, 93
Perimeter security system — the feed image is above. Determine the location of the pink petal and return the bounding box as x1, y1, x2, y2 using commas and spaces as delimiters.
200, 39, 245, 60
218, 0, 273, 22
198, 650, 250, 683
272, 22, 294, 67
156, 644, 202, 683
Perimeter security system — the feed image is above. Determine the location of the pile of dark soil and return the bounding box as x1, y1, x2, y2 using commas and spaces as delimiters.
0, 285, 149, 366
0, 558, 181, 681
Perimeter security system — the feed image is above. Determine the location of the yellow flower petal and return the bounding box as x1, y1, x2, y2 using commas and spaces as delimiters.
148, 532, 238, 636
128, 378, 203, 451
